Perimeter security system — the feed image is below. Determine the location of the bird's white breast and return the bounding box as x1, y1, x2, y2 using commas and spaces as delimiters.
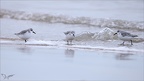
18, 32, 31, 40
66, 34, 75, 40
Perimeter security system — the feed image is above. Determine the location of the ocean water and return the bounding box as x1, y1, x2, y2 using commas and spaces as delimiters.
0, 0, 144, 80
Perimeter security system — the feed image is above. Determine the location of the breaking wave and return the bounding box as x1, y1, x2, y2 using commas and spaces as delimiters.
1, 9, 144, 31
75, 27, 144, 42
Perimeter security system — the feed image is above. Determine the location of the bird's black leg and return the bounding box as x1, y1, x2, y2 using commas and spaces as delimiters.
25, 40, 27, 42
70, 40, 72, 45
121, 41, 125, 45
67, 40, 69, 45
131, 40, 133, 45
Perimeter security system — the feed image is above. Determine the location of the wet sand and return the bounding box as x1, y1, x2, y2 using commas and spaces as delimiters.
1, 44, 143, 81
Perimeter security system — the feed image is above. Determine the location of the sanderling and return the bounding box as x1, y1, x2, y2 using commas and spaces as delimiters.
15, 28, 36, 42
114, 30, 138, 45
64, 31, 75, 45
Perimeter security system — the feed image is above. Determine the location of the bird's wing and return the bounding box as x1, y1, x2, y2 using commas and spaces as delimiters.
17, 30, 28, 35
121, 31, 133, 37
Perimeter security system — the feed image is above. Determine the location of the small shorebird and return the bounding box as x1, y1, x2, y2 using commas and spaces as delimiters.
15, 28, 36, 42
114, 30, 138, 45
64, 31, 75, 45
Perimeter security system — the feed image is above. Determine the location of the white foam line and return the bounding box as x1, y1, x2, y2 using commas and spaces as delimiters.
68, 45, 144, 53
1, 40, 143, 53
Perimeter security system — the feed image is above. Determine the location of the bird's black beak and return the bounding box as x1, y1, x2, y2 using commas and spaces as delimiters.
114, 33, 117, 35
33, 31, 36, 34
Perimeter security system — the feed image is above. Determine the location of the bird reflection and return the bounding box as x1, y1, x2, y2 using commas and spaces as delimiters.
115, 53, 134, 60
17, 45, 31, 54
65, 48, 75, 58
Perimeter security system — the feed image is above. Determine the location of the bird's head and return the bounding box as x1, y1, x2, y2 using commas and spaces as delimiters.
29, 28, 36, 34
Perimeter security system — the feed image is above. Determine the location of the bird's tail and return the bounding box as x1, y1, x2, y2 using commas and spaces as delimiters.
14, 33, 18, 35
132, 35, 138, 37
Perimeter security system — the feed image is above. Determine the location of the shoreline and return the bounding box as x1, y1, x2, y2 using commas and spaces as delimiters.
1, 40, 144, 54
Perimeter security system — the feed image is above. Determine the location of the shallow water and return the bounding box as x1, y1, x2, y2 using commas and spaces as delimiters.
1, 44, 144, 80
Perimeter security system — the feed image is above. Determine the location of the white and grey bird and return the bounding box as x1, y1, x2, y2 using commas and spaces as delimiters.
15, 28, 36, 42
64, 31, 75, 45
114, 30, 138, 45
